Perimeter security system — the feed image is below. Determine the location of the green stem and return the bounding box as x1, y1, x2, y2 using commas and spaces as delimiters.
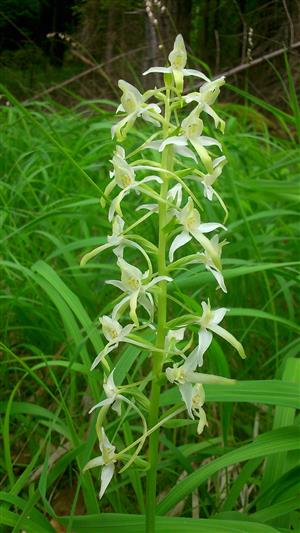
145, 86, 173, 530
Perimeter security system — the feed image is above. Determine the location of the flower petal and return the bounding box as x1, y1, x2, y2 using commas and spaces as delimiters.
203, 104, 225, 133
212, 307, 228, 324
172, 68, 184, 93
89, 398, 112, 414
145, 139, 163, 151
105, 280, 126, 291
209, 323, 246, 359
174, 144, 198, 162
197, 328, 213, 366
140, 175, 163, 185
179, 382, 194, 418
145, 275, 172, 290
183, 68, 210, 82
187, 371, 235, 385
143, 66, 172, 76
197, 407, 208, 434
190, 230, 222, 269
139, 291, 154, 319
83, 456, 104, 471
142, 111, 160, 127
111, 294, 131, 320
160, 136, 187, 151
169, 231, 192, 262
198, 222, 226, 233
182, 348, 199, 372
199, 135, 222, 150
111, 112, 137, 141
120, 323, 135, 338
206, 266, 227, 293
108, 189, 131, 222
189, 138, 213, 173
136, 203, 158, 212
99, 463, 115, 499
91, 343, 116, 370
80, 242, 113, 267
129, 290, 139, 326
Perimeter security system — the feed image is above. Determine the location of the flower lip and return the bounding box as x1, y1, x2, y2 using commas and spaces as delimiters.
182, 116, 203, 140
100, 316, 123, 342
112, 151, 136, 190
121, 269, 142, 292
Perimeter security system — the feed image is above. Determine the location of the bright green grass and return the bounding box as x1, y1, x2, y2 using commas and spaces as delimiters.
0, 87, 299, 533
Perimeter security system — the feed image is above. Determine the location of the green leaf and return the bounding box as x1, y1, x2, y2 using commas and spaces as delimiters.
156, 426, 300, 515
261, 359, 300, 492
59, 512, 280, 532
251, 495, 300, 524
172, 261, 300, 290
160, 380, 300, 410
0, 506, 55, 533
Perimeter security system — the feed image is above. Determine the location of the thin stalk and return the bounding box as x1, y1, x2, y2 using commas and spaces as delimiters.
145, 91, 172, 532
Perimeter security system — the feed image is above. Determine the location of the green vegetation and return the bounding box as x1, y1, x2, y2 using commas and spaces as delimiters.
0, 81, 299, 532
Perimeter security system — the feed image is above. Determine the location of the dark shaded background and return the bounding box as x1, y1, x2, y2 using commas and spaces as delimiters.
0, 0, 299, 106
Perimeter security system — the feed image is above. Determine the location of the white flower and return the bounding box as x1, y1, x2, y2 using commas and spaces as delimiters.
104, 146, 162, 221
188, 156, 227, 202
91, 316, 134, 370
112, 80, 161, 140
183, 382, 207, 434
148, 106, 222, 173
191, 235, 228, 293
166, 355, 235, 433
137, 183, 183, 221
146, 138, 198, 162
165, 327, 186, 355
166, 353, 235, 385
107, 258, 171, 326
89, 369, 125, 415
166, 358, 208, 434
192, 300, 246, 367
169, 197, 226, 264
143, 34, 210, 93
83, 427, 116, 499
184, 77, 226, 132
80, 215, 149, 265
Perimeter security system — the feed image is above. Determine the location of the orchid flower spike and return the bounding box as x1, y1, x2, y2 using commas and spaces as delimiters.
184, 76, 226, 132
143, 34, 210, 93
169, 197, 226, 266
191, 300, 246, 367
112, 80, 161, 140
83, 427, 116, 499
107, 258, 171, 326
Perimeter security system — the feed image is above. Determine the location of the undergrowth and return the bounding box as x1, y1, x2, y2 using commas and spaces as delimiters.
0, 85, 299, 532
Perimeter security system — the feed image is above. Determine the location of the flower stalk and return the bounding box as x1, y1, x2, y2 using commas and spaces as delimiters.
145, 141, 172, 532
